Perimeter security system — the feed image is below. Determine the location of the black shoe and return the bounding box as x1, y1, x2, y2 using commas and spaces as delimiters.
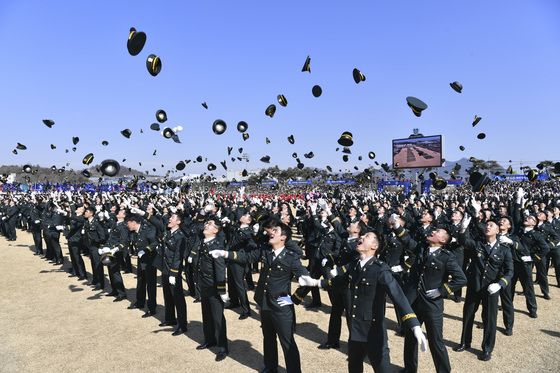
113, 296, 127, 302
105, 292, 118, 297
478, 351, 492, 361
504, 328, 513, 336
453, 344, 470, 352
225, 303, 240, 310
193, 298, 201, 303
452, 295, 461, 303
238, 313, 251, 320
68, 274, 76, 278
92, 286, 103, 291
215, 351, 228, 362
128, 303, 142, 309
305, 302, 322, 309
318, 342, 340, 350
159, 321, 178, 327
172, 327, 188, 336
543, 293, 551, 300
529, 311, 538, 318
77, 276, 87, 281
142, 311, 156, 318
196, 342, 216, 350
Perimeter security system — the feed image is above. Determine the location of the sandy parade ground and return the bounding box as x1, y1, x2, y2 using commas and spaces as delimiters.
1, 231, 559, 373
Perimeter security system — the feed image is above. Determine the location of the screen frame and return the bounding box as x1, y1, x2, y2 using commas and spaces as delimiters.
391, 134, 443, 169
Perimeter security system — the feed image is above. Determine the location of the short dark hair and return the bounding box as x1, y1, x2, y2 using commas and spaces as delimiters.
85, 206, 96, 215
277, 222, 292, 241
126, 214, 143, 224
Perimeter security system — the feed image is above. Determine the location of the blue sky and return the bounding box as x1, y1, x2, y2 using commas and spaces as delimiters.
1, 0, 559, 176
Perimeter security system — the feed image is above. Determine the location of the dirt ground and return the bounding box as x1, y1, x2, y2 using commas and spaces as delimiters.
1, 232, 559, 373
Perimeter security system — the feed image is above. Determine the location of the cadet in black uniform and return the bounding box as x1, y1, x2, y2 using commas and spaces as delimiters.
27, 202, 44, 255
318, 219, 364, 350
126, 213, 159, 317
300, 230, 428, 373
189, 218, 229, 362
158, 212, 188, 335
391, 216, 467, 373
210, 222, 309, 373
102, 207, 128, 301
63, 205, 87, 280
82, 206, 108, 290
455, 217, 514, 361
226, 209, 257, 319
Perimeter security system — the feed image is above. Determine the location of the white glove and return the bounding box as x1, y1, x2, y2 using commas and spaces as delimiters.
329, 268, 338, 277
321, 258, 328, 267
130, 207, 145, 216
277, 295, 293, 307
187, 257, 193, 264
55, 225, 64, 231
391, 265, 403, 273
1, 217, 6, 221
487, 283, 501, 295
498, 235, 513, 245
252, 223, 259, 234
34, 220, 40, 224
95, 205, 102, 213
97, 212, 105, 221
169, 206, 177, 214
137, 250, 146, 258
103, 211, 110, 220
209, 250, 227, 258
516, 187, 524, 204
412, 326, 428, 352
98, 248, 104, 255
298, 275, 320, 287
60, 210, 68, 216
310, 202, 317, 215
220, 293, 230, 303
221, 217, 230, 224
425, 288, 442, 299
169, 276, 176, 286
459, 214, 472, 233
110, 248, 118, 255
471, 198, 481, 214
521, 255, 532, 262
450, 237, 457, 243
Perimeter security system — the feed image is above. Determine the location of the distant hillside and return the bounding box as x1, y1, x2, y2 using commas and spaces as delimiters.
0, 164, 152, 183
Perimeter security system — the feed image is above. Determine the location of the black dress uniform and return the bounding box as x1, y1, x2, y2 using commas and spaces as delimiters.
227, 246, 309, 373
323, 236, 360, 347
226, 225, 257, 316
299, 217, 342, 307
46, 210, 65, 264
535, 221, 559, 297
447, 222, 466, 299
27, 205, 44, 255
83, 216, 108, 288
105, 220, 128, 298
394, 226, 467, 373
189, 237, 228, 353
130, 222, 159, 313
158, 228, 188, 330
3, 203, 19, 240
498, 231, 537, 333
322, 256, 421, 373
458, 231, 514, 355
65, 215, 87, 279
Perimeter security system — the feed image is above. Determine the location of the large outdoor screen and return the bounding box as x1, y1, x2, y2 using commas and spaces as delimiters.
392, 135, 443, 169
